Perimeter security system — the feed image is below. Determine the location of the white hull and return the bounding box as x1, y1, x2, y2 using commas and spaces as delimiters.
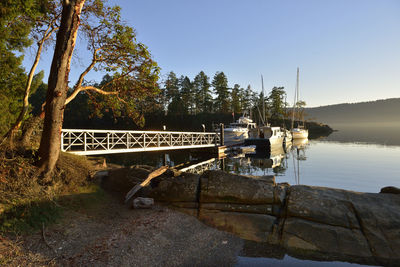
292, 138, 309, 149
224, 130, 249, 142
269, 136, 285, 146
291, 128, 308, 139
223, 115, 256, 143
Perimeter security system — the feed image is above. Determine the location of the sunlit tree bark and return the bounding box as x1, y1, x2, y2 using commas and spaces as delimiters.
38, 0, 85, 177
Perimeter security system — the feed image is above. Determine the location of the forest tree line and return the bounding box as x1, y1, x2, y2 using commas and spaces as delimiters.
64, 71, 299, 130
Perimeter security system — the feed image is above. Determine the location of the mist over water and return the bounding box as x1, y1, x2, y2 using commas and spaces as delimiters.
323, 123, 400, 146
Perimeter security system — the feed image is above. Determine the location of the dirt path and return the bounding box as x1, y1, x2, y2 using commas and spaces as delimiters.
0, 191, 243, 266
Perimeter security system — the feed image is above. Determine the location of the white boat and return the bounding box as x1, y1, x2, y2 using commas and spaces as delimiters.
224, 115, 257, 142
291, 67, 309, 139
260, 126, 285, 146
291, 127, 308, 139
246, 125, 285, 151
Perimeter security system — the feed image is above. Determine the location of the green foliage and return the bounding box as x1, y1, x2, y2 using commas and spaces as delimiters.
193, 71, 212, 113
179, 76, 193, 114
241, 85, 254, 111
268, 86, 286, 120
66, 2, 160, 127
0, 72, 44, 135
212, 71, 231, 112
0, 0, 51, 136
168, 96, 187, 115
231, 84, 241, 113
0, 70, 26, 135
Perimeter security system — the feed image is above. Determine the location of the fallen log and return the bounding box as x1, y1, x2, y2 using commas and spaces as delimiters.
124, 165, 168, 203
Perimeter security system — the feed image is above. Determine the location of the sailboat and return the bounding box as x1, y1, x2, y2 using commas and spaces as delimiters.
291, 68, 309, 139
246, 75, 285, 151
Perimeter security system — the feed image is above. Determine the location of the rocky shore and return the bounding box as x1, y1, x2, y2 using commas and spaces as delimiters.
107, 166, 400, 266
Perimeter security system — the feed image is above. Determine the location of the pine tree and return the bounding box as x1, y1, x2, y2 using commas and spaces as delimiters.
231, 84, 241, 113
193, 71, 212, 113
179, 76, 193, 114
268, 86, 286, 120
165, 71, 179, 102
212, 72, 230, 113
241, 85, 253, 112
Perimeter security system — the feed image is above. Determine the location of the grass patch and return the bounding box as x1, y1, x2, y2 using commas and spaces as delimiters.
0, 145, 105, 235
0, 200, 61, 234
0, 184, 105, 234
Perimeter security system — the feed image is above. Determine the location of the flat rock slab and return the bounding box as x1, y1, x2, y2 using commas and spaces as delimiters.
200, 170, 276, 204
346, 191, 400, 261
287, 185, 360, 229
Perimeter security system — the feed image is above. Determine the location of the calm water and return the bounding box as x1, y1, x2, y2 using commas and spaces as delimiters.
107, 136, 400, 193
224, 139, 400, 193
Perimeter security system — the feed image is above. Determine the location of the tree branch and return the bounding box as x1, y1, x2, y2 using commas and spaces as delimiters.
65, 85, 119, 105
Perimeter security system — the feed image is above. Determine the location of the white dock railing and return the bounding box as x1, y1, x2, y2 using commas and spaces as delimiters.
179, 158, 220, 174
61, 129, 221, 155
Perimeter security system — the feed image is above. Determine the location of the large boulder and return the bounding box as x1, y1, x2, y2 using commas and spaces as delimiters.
148, 172, 200, 202
200, 170, 276, 204
286, 185, 359, 229
346, 192, 400, 262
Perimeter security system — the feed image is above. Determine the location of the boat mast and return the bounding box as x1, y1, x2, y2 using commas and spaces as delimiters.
261, 75, 268, 125
296, 67, 300, 127
291, 68, 298, 130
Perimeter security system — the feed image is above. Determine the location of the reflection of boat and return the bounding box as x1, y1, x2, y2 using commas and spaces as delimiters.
284, 129, 292, 143
292, 126, 308, 139
291, 68, 309, 139
224, 114, 257, 142
245, 126, 285, 152
292, 138, 309, 149
245, 143, 285, 169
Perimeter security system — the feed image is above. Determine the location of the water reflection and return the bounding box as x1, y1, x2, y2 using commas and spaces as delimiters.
105, 137, 400, 193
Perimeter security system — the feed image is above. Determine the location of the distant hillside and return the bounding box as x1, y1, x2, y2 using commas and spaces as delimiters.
304, 98, 400, 125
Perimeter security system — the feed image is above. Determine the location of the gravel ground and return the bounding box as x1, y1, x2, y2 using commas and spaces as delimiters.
0, 192, 244, 266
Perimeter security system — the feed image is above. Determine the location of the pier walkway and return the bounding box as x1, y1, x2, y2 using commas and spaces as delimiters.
61, 129, 221, 155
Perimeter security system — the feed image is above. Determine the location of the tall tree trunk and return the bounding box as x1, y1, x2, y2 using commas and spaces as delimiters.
38, 0, 85, 177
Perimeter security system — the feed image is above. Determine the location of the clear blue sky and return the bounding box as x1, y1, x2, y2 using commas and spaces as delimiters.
25, 0, 400, 107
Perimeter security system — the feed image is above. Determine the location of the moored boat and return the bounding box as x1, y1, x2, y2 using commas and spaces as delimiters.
245, 125, 285, 152
223, 114, 257, 143
291, 126, 308, 139
291, 67, 309, 139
